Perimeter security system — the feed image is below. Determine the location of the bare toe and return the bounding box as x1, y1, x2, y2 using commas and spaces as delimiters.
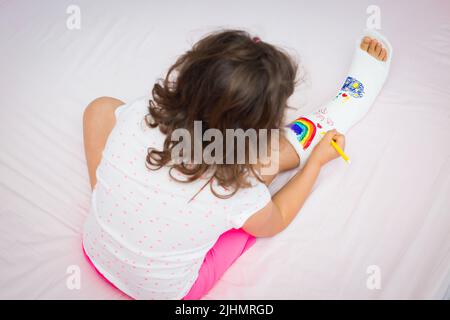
374, 42, 382, 57
379, 48, 387, 61
360, 36, 371, 51
368, 39, 377, 55
362, 37, 389, 62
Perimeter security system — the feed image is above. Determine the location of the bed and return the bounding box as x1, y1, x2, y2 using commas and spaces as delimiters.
0, 0, 449, 299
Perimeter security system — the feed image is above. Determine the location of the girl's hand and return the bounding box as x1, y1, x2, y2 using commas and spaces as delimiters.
308, 129, 346, 167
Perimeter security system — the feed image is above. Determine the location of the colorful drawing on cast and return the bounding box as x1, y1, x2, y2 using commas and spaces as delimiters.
336, 92, 351, 102
341, 76, 365, 98
289, 117, 316, 150
334, 76, 365, 102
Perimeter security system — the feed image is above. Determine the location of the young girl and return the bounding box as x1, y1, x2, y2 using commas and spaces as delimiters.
82, 28, 391, 300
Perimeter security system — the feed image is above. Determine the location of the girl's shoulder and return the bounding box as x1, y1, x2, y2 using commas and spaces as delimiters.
114, 96, 151, 122
113, 96, 163, 141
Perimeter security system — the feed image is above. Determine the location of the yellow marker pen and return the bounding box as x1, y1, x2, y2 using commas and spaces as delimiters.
320, 131, 351, 164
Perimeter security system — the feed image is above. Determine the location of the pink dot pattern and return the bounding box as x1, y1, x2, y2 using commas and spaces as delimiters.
82, 97, 271, 300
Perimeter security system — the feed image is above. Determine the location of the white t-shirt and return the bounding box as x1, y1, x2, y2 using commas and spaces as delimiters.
82, 96, 271, 300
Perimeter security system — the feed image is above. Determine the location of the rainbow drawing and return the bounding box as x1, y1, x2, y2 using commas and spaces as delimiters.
289, 117, 316, 150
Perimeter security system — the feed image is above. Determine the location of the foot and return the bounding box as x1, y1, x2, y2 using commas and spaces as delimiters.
360, 37, 388, 62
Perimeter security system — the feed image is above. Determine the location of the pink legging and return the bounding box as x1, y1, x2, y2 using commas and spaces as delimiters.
182, 228, 256, 300
82, 228, 256, 300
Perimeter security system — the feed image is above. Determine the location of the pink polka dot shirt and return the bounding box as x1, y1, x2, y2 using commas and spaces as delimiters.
82, 97, 271, 299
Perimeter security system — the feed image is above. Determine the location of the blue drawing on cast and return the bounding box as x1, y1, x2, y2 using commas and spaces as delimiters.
340, 76, 365, 98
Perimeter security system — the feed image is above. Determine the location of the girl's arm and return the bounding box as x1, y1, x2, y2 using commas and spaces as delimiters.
243, 130, 345, 237
83, 96, 125, 189
259, 135, 300, 186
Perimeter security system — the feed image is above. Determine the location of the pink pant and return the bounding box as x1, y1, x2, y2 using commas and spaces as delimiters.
82, 228, 256, 300
182, 228, 256, 299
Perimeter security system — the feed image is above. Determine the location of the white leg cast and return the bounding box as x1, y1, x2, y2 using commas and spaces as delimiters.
269, 29, 393, 195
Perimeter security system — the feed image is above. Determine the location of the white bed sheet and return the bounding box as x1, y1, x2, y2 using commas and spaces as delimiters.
0, 0, 449, 299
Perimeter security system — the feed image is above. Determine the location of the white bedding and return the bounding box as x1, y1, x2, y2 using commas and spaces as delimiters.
0, 0, 449, 299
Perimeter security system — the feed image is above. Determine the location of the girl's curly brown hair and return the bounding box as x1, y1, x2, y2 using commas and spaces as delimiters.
145, 28, 299, 198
